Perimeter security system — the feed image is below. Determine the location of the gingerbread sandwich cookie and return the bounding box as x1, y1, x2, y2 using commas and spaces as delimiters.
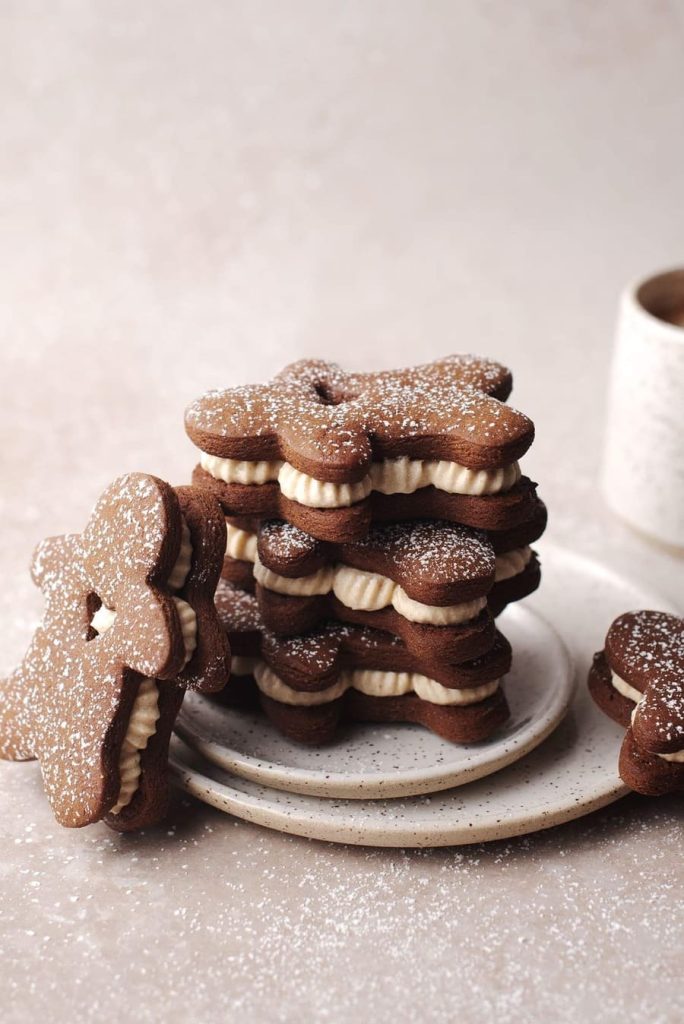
213, 579, 263, 708
254, 519, 542, 662
214, 580, 512, 745
0, 474, 231, 830
186, 356, 539, 542
588, 610, 684, 796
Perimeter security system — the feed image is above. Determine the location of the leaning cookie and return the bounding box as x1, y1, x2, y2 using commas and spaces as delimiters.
186, 355, 539, 542
0, 474, 231, 830
214, 580, 511, 745
588, 610, 684, 796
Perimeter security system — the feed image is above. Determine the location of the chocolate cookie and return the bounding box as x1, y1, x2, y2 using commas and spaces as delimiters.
588, 610, 684, 796
212, 579, 263, 710
223, 518, 540, 654
214, 581, 511, 745
0, 474, 231, 830
186, 356, 538, 542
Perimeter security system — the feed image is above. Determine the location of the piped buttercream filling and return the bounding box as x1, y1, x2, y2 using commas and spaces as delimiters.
253, 555, 487, 626
90, 513, 197, 813
167, 517, 193, 589
172, 597, 198, 663
494, 546, 533, 582
90, 603, 118, 635
110, 678, 161, 813
254, 662, 500, 707
225, 523, 258, 563
611, 671, 684, 763
200, 451, 521, 508
231, 655, 263, 676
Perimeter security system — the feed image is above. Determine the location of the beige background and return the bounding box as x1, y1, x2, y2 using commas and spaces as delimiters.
0, 3, 682, 1022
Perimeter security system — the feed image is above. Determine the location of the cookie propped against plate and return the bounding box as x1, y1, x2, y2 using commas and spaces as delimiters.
588, 610, 684, 796
0, 474, 231, 830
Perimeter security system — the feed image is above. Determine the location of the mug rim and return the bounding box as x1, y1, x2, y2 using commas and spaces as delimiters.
624, 266, 684, 341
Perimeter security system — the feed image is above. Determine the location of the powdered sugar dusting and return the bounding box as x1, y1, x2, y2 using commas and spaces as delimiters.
260, 519, 318, 559
608, 611, 684, 754
0, 785, 681, 1024
215, 579, 262, 634
185, 355, 533, 472
352, 521, 494, 584
260, 518, 495, 589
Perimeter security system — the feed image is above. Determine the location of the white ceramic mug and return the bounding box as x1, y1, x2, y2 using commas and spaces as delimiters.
602, 267, 684, 550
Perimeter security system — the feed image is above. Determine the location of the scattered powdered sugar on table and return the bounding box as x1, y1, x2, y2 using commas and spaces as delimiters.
0, 774, 681, 1024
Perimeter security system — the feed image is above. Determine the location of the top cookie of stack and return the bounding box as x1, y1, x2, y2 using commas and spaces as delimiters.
185, 355, 540, 544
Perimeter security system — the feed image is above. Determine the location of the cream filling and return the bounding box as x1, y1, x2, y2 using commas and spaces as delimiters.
110, 678, 161, 814
225, 523, 258, 563
611, 671, 643, 704
494, 546, 532, 582
89, 514, 196, 813
611, 671, 684, 763
231, 654, 262, 676
200, 451, 521, 509
167, 518, 193, 589
279, 463, 373, 508
90, 603, 118, 635
253, 555, 487, 626
254, 662, 500, 708
172, 597, 198, 664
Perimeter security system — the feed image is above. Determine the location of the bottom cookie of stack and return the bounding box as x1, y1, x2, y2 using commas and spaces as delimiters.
214, 580, 512, 746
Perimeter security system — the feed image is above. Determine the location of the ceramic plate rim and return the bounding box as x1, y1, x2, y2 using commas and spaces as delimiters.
175, 602, 575, 799
169, 544, 680, 848
169, 741, 630, 848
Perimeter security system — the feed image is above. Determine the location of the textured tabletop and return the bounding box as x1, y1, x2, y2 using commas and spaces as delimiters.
1, 4, 682, 1023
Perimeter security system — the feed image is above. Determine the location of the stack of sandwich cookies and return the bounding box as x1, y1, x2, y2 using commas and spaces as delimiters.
589, 611, 684, 796
0, 474, 231, 830
187, 355, 547, 746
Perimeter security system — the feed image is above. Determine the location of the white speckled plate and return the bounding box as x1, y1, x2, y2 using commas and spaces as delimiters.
170, 546, 679, 847
176, 603, 573, 798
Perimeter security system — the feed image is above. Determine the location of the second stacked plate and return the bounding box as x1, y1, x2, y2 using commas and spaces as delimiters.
171, 547, 679, 846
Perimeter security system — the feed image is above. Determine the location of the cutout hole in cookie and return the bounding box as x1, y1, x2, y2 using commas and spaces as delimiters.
86, 593, 102, 640
313, 381, 346, 407
88, 593, 117, 638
